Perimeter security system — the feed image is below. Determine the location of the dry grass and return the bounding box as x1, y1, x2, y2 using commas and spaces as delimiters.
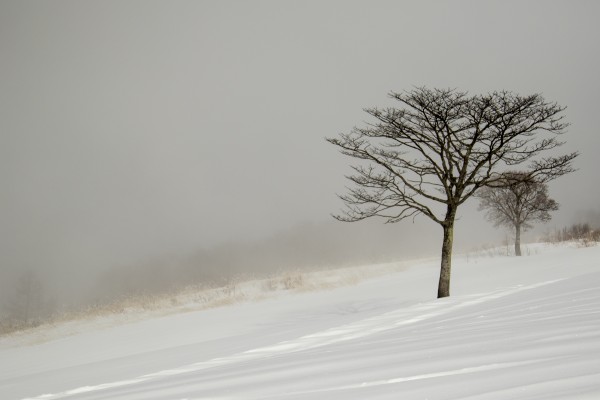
0, 260, 410, 338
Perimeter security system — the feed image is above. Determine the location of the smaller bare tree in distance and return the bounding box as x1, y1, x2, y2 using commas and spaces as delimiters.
477, 172, 558, 256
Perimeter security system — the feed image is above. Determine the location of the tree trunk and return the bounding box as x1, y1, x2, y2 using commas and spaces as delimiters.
437, 208, 456, 298
515, 223, 522, 256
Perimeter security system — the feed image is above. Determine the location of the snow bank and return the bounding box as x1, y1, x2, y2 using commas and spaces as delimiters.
1, 243, 599, 399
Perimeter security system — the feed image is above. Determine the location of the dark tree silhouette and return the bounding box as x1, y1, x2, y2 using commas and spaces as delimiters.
477, 172, 558, 256
327, 87, 577, 298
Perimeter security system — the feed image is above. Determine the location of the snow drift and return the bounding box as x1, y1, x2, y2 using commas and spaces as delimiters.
1, 243, 599, 399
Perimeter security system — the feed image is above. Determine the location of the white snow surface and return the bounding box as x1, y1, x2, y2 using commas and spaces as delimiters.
1, 243, 599, 400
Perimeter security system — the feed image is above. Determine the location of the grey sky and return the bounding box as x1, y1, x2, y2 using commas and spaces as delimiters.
1, 1, 599, 288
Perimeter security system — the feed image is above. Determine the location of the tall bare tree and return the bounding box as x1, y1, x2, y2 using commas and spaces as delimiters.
327, 87, 577, 298
477, 172, 558, 256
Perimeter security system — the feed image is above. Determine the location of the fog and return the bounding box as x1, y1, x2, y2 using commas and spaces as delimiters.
1, 1, 599, 324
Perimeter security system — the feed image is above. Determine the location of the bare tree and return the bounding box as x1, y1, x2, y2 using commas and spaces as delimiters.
327, 87, 577, 298
477, 172, 558, 256
2, 270, 46, 332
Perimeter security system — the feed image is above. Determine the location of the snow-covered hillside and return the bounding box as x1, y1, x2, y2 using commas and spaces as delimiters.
1, 244, 599, 399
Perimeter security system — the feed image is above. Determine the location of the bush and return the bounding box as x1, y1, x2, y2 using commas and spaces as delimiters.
542, 223, 600, 245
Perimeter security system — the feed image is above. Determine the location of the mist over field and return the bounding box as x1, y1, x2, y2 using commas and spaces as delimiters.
1, 1, 600, 329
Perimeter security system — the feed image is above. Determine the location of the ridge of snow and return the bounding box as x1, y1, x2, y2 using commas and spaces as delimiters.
1, 243, 599, 399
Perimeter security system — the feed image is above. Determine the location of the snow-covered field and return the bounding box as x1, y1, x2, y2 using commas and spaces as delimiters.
1, 243, 599, 400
